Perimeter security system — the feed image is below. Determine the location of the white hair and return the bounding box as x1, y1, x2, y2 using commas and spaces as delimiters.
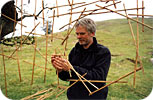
75, 18, 96, 34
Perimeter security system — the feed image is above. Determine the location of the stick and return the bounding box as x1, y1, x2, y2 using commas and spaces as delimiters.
51, 10, 55, 42
15, 41, 22, 82
56, 0, 59, 17
17, 11, 46, 21
20, 0, 23, 49
89, 67, 142, 95
56, 73, 87, 98
12, 0, 18, 38
138, 56, 144, 74
32, 46, 51, 64
69, 0, 73, 25
78, 72, 99, 90
37, 88, 60, 100
23, 60, 52, 71
38, 88, 62, 99
12, 0, 22, 82
77, 72, 92, 93
59, 1, 122, 30
49, 7, 144, 18
31, 0, 38, 84
0, 54, 16, 60
82, 7, 144, 16
1, 14, 27, 27
0, 54, 52, 71
67, 0, 71, 6
67, 61, 99, 90
8, 22, 40, 59
64, 35, 68, 53
123, 4, 136, 46
113, 0, 117, 9
64, 0, 73, 53
123, 4, 145, 75
44, 21, 49, 83
31, 37, 37, 85
48, 2, 85, 10
21, 88, 52, 100
96, 5, 153, 30
69, 0, 100, 10
25, 31, 65, 40
53, 48, 60, 88
25, 32, 44, 36
133, 0, 139, 88
42, 0, 45, 26
61, 8, 86, 45
34, 0, 37, 28
17, 2, 85, 21
68, 79, 128, 83
142, 0, 144, 32
128, 14, 153, 17
69, 0, 114, 10
1, 42, 7, 97
68, 64, 92, 93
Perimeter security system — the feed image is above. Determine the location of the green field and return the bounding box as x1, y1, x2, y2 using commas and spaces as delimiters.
0, 18, 153, 100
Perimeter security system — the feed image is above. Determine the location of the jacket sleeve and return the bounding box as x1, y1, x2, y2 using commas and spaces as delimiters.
72, 48, 111, 81
58, 70, 71, 81
58, 47, 111, 81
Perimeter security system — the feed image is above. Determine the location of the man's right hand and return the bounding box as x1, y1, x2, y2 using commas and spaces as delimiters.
51, 55, 63, 72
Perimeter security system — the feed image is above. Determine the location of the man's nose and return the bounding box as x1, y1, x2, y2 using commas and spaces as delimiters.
77, 34, 81, 39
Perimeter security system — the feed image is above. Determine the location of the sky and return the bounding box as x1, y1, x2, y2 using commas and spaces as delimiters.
0, 0, 153, 37
0, 0, 153, 100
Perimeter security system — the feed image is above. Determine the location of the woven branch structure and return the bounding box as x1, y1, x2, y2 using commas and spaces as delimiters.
0, 0, 152, 99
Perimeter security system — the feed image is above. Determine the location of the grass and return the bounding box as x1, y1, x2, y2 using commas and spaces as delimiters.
0, 18, 153, 100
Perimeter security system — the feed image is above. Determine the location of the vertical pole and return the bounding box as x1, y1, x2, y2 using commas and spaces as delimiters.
12, 0, 18, 37
56, 0, 59, 17
31, 0, 37, 85
42, 0, 45, 26
44, 21, 48, 83
15, 42, 22, 82
123, 4, 136, 46
133, 0, 139, 88
64, 0, 73, 54
142, 0, 144, 32
51, 10, 55, 42
1, 45, 7, 97
20, 0, 23, 49
113, 0, 117, 9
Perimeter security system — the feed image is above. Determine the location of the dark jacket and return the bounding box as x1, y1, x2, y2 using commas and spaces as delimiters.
59, 37, 111, 99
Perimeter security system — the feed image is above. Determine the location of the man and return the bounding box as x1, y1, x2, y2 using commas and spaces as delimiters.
51, 18, 111, 99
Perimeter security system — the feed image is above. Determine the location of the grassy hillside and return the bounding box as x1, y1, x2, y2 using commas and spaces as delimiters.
0, 18, 153, 100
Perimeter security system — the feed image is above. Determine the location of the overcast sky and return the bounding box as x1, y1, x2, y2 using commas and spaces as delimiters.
0, 0, 153, 37
0, 0, 153, 36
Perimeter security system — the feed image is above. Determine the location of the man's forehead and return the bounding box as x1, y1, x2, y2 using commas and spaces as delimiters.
76, 25, 87, 31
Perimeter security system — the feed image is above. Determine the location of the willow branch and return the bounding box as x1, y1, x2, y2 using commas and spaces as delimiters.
96, 4, 153, 30
61, 8, 86, 45
1, 14, 27, 27
56, 73, 87, 98
68, 79, 128, 83
8, 22, 40, 59
89, 67, 142, 95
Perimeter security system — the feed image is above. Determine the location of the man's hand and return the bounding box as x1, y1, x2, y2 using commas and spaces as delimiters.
51, 55, 71, 72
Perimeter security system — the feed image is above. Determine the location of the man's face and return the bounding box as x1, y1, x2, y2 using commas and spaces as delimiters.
75, 25, 94, 48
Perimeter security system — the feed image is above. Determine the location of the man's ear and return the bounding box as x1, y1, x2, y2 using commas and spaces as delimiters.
91, 32, 95, 37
